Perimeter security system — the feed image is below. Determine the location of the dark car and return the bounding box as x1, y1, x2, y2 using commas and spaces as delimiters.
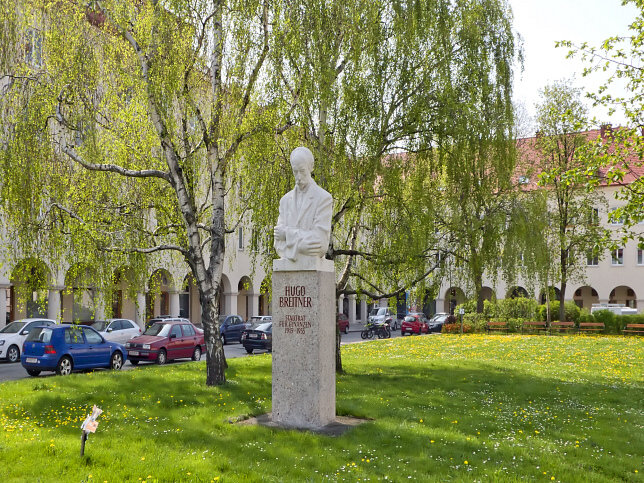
400, 313, 429, 335
126, 319, 204, 365
219, 315, 246, 344
428, 313, 453, 333
337, 313, 350, 334
20, 324, 127, 376
241, 322, 272, 354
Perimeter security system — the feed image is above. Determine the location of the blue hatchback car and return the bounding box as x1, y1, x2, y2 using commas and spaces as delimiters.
21, 324, 127, 376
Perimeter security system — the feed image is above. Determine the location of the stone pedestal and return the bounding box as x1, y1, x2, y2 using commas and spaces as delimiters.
272, 257, 335, 429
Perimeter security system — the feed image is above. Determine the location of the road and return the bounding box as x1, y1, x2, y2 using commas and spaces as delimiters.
0, 327, 407, 383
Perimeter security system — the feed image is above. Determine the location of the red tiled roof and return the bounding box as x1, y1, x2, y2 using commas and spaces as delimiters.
514, 127, 644, 189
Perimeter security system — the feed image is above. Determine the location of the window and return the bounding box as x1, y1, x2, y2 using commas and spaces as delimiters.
587, 251, 599, 266
638, 248, 643, 266
611, 248, 624, 266
609, 208, 624, 225
588, 208, 599, 225
170, 325, 182, 338
65, 328, 83, 344
181, 324, 195, 337
25, 28, 43, 67
238, 226, 244, 250
84, 329, 103, 344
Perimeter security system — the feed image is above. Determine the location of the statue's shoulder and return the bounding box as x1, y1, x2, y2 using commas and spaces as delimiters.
311, 182, 332, 201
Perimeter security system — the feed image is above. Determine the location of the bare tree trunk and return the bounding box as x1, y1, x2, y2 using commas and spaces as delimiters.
201, 293, 227, 385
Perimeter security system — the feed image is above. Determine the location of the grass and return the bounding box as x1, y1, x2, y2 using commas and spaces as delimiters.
0, 334, 642, 482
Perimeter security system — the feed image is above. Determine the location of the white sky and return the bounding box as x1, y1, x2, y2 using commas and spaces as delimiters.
509, 0, 639, 132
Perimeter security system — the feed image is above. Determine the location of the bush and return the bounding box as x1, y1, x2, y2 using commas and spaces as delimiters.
591, 309, 619, 333
463, 313, 487, 333
498, 297, 538, 320
442, 323, 473, 334
537, 301, 581, 322
578, 308, 595, 323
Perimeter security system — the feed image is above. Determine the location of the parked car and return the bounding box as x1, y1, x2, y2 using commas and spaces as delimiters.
126, 319, 204, 365
400, 312, 429, 335
241, 322, 272, 354
219, 315, 246, 344
20, 324, 127, 376
428, 313, 452, 333
0, 318, 57, 363
337, 313, 350, 334
368, 307, 395, 329
246, 315, 272, 328
90, 319, 141, 344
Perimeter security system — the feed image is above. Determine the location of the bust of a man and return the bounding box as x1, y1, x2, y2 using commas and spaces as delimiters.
273, 147, 332, 262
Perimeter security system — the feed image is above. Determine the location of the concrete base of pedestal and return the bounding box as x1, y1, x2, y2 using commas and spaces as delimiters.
271, 258, 335, 430
236, 413, 369, 436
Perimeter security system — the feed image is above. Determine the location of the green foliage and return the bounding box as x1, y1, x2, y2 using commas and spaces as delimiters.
498, 297, 539, 320
591, 309, 619, 334
518, 81, 609, 322
559, 3, 644, 244
462, 312, 487, 332
536, 301, 581, 322
578, 308, 595, 323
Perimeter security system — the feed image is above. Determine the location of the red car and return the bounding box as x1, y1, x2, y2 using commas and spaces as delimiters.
125, 318, 205, 365
400, 313, 429, 335
337, 313, 350, 334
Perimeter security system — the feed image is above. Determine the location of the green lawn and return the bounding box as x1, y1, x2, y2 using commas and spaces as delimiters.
1, 334, 642, 482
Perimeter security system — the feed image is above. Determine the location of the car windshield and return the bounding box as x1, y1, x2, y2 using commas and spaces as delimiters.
91, 321, 108, 331
0, 321, 27, 334
404, 316, 416, 322
143, 323, 171, 337
369, 308, 387, 316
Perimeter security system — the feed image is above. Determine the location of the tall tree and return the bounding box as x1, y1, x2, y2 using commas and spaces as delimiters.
531, 81, 608, 322
0, 0, 289, 386
249, 0, 520, 310
558, 0, 644, 241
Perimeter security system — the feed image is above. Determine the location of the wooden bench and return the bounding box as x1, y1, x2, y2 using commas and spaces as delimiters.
549, 321, 576, 334
578, 322, 605, 333
522, 321, 547, 334
622, 323, 644, 335
486, 321, 508, 334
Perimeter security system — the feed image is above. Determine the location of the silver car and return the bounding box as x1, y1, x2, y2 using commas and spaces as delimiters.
90, 319, 141, 344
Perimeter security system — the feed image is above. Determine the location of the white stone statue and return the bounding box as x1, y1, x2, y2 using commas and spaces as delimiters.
273, 147, 332, 262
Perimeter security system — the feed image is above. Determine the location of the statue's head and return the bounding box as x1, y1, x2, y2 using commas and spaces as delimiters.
290, 147, 314, 190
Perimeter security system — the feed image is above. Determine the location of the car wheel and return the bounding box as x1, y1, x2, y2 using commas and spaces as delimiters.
110, 351, 124, 370
129, 360, 139, 366
156, 348, 167, 365
7, 345, 19, 363
222, 334, 227, 345
56, 356, 73, 376
192, 346, 202, 361
26, 369, 41, 377
245, 347, 253, 354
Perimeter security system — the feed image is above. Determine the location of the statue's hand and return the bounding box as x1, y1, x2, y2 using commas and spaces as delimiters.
299, 239, 322, 255
274, 225, 286, 240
